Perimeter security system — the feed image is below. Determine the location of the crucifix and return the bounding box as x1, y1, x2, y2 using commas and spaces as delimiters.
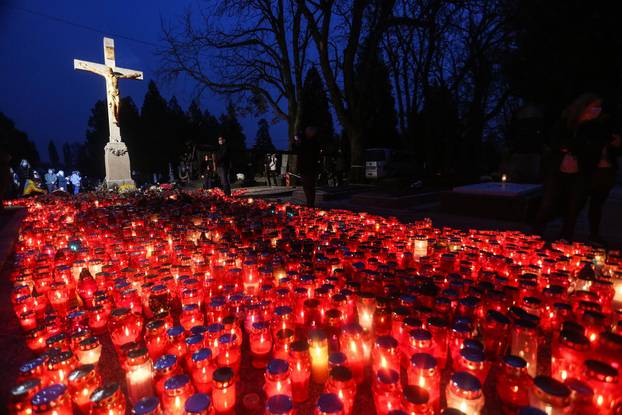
74, 37, 143, 143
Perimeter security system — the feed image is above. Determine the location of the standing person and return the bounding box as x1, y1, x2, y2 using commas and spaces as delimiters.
56, 170, 68, 192
18, 159, 31, 194
44, 169, 57, 193
215, 136, 231, 196
294, 126, 321, 207
70, 171, 81, 195
202, 153, 215, 189
585, 126, 621, 244
534, 93, 604, 241
265, 153, 277, 186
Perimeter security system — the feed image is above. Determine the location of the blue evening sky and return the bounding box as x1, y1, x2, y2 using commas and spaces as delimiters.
0, 0, 288, 162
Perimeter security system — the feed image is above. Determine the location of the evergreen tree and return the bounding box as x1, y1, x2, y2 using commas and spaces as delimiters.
118, 96, 143, 173
253, 119, 276, 155
140, 81, 171, 176
218, 103, 247, 173
48, 140, 60, 167
355, 52, 399, 149
0, 112, 40, 164
167, 96, 189, 161
300, 66, 334, 144
62, 143, 73, 169
82, 100, 109, 177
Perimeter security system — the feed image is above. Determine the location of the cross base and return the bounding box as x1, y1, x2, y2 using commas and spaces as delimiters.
104, 142, 135, 190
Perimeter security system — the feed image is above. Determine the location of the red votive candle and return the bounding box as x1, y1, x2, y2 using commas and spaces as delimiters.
372, 335, 400, 373
249, 321, 272, 369
315, 392, 344, 415
163, 374, 195, 415
68, 364, 102, 414
407, 353, 440, 413
495, 355, 531, 414
89, 382, 126, 415
145, 319, 168, 360
31, 383, 73, 415
212, 366, 236, 414
372, 368, 402, 415
264, 358, 292, 399
125, 347, 155, 405
266, 394, 294, 415
289, 340, 311, 403
191, 348, 215, 394
325, 366, 356, 415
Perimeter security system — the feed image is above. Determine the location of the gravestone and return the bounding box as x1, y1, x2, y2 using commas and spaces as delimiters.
74, 38, 142, 188
441, 182, 543, 220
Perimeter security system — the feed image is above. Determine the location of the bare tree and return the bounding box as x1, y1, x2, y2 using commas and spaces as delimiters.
298, 0, 427, 181
160, 0, 310, 148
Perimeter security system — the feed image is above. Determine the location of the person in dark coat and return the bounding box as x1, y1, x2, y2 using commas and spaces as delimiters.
534, 93, 610, 241
294, 126, 321, 207
215, 136, 231, 196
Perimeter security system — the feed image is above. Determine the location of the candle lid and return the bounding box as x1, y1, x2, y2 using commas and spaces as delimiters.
449, 371, 481, 397
165, 373, 191, 391
190, 325, 209, 336
600, 331, 622, 349
48, 350, 74, 366
274, 305, 293, 316
167, 325, 184, 337
46, 332, 67, 346
486, 309, 510, 325
533, 376, 571, 398
31, 383, 67, 408
133, 396, 161, 415
207, 323, 225, 334
276, 328, 295, 339
185, 334, 204, 346
518, 407, 547, 415
564, 378, 593, 400
192, 348, 213, 362
19, 357, 46, 375
329, 365, 353, 383
182, 303, 199, 312
79, 336, 101, 351
213, 366, 234, 384
219, 332, 238, 344
154, 354, 177, 371
410, 353, 436, 369
503, 354, 527, 369
585, 359, 618, 382
289, 340, 309, 355
252, 321, 269, 331
376, 368, 399, 385
267, 358, 289, 375
560, 329, 590, 350
127, 347, 150, 365
11, 378, 41, 399
427, 316, 448, 328
266, 394, 292, 414
110, 307, 130, 318
316, 393, 343, 414
328, 352, 347, 367
89, 382, 120, 405
403, 385, 429, 405
68, 364, 96, 382
408, 328, 431, 342
441, 408, 466, 415
459, 296, 479, 308
184, 393, 212, 413
460, 347, 484, 363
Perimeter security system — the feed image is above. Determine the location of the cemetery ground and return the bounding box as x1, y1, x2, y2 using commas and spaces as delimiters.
0, 182, 620, 412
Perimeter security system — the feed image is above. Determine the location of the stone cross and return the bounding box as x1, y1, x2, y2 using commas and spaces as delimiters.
74, 37, 143, 143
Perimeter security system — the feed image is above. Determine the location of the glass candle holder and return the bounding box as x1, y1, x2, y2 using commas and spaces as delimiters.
372, 368, 402, 415
163, 374, 195, 415
339, 323, 366, 384
89, 383, 127, 415
455, 347, 490, 385
309, 329, 330, 383
154, 354, 181, 398
325, 366, 356, 415
212, 366, 236, 414
132, 396, 163, 415
274, 328, 295, 361
126, 347, 155, 405
191, 348, 215, 394
356, 292, 376, 333
402, 385, 434, 415
407, 353, 440, 412
445, 372, 484, 415
166, 326, 187, 361
480, 310, 510, 360
583, 359, 619, 414
31, 383, 73, 415
427, 317, 449, 369
510, 319, 539, 377
180, 304, 204, 331
266, 394, 294, 415
68, 364, 102, 414
217, 333, 241, 373
315, 392, 344, 415
564, 378, 597, 415
10, 379, 41, 415
47, 351, 79, 385
109, 308, 143, 350
495, 355, 531, 415
249, 321, 273, 369
288, 340, 311, 403
184, 393, 213, 415
88, 305, 109, 334
264, 359, 292, 399
528, 376, 571, 415
76, 336, 102, 365
551, 329, 590, 382
372, 335, 400, 373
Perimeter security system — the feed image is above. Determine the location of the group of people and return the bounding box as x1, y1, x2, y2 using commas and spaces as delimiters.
44, 168, 82, 194
201, 136, 232, 196
535, 93, 621, 244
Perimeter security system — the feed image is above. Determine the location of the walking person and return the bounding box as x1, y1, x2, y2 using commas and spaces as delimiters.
585, 127, 621, 244
294, 126, 321, 207
266, 153, 278, 186
215, 136, 231, 196
44, 169, 57, 193
70, 171, 81, 195
534, 93, 605, 241
56, 170, 68, 192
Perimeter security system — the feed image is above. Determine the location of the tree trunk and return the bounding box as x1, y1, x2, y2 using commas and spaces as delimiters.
348, 127, 365, 183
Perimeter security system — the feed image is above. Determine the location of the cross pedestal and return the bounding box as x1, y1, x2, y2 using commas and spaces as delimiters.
104, 142, 134, 188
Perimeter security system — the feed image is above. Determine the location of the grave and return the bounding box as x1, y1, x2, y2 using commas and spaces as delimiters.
441, 182, 543, 220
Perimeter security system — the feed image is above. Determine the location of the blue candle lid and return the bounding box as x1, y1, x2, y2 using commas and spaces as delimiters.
252, 321, 269, 330
328, 351, 347, 367
462, 338, 484, 352
164, 374, 191, 391
274, 305, 293, 316
316, 393, 343, 413
533, 376, 570, 398
266, 394, 293, 414
185, 334, 204, 346
90, 383, 120, 403
460, 347, 484, 363
375, 335, 398, 348
190, 325, 208, 336
192, 348, 212, 362
267, 359, 289, 375
503, 354, 527, 368
409, 328, 431, 341
450, 371, 481, 392
403, 385, 429, 405
19, 357, 46, 374
133, 396, 161, 415
218, 333, 238, 344
154, 354, 177, 371
486, 309, 510, 325
518, 407, 547, 415
184, 393, 211, 413
167, 325, 184, 337
31, 384, 66, 406
376, 368, 399, 385
329, 365, 352, 382
410, 353, 436, 369
207, 322, 225, 333
213, 366, 234, 383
